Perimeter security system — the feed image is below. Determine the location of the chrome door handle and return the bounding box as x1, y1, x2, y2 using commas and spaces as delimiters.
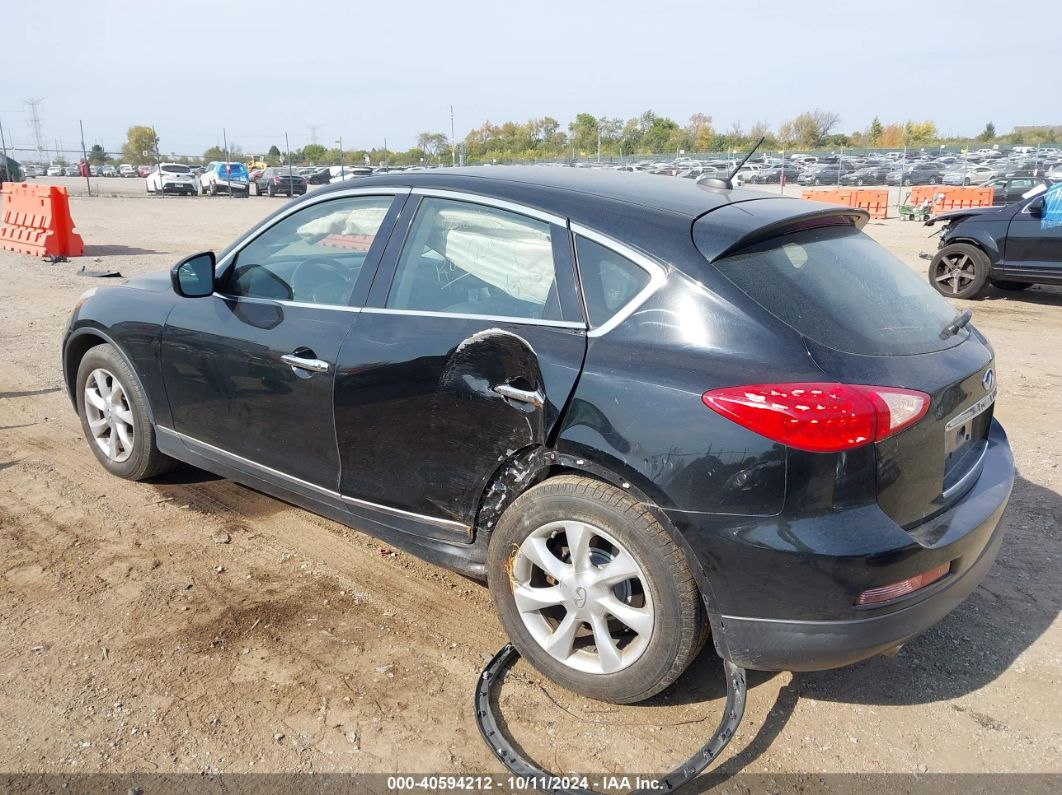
281, 354, 330, 373
493, 383, 544, 408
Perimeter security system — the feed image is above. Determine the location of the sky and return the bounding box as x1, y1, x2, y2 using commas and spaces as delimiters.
2, 0, 1058, 159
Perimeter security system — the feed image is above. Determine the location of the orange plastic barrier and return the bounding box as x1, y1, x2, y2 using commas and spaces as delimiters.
850, 189, 889, 219
801, 188, 889, 219
907, 186, 994, 213
0, 182, 84, 257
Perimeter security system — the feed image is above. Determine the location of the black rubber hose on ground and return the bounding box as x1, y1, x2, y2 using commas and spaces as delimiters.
474, 643, 747, 795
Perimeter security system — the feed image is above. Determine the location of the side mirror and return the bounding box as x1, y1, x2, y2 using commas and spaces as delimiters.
1028, 198, 1044, 217
171, 251, 216, 298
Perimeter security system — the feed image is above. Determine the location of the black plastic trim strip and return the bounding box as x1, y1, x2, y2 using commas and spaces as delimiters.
474, 644, 746, 794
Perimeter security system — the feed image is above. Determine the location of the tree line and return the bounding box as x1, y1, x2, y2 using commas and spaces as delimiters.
111, 115, 1058, 168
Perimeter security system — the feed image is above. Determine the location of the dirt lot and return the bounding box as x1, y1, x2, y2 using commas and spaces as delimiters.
1, 179, 1060, 783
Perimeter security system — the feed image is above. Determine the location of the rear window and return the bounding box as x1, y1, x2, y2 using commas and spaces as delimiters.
712, 225, 965, 355
162, 164, 190, 173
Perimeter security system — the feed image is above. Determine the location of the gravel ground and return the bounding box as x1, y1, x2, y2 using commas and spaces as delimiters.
0, 180, 1059, 784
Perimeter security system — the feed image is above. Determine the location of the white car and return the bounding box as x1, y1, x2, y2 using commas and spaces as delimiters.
328, 166, 373, 183
46, 165, 64, 177
120, 164, 137, 177
146, 163, 197, 195
22, 165, 40, 178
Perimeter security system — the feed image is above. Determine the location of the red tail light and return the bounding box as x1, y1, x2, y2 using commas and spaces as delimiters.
701, 382, 930, 453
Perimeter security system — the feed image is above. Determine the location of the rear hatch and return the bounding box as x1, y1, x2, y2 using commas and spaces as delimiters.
701, 220, 995, 528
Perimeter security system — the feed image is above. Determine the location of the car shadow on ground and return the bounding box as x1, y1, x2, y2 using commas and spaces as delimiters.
978, 283, 1062, 307
689, 470, 1057, 785
82, 244, 164, 256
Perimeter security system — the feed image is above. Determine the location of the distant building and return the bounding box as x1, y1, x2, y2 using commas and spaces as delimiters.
1013, 125, 1062, 136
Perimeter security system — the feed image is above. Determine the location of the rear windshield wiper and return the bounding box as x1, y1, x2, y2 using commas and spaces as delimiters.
941, 308, 973, 339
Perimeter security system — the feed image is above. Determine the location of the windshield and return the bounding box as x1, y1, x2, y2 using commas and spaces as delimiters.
713, 225, 965, 355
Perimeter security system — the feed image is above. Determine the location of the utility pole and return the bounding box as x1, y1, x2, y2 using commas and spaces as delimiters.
79, 120, 92, 196
153, 125, 161, 197
286, 131, 293, 188
383, 137, 387, 166
307, 124, 321, 146
222, 128, 230, 197
336, 136, 344, 179
0, 117, 9, 179
450, 105, 457, 167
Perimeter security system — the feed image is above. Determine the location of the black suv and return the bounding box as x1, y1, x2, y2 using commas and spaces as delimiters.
926, 185, 1062, 297
62, 168, 1012, 703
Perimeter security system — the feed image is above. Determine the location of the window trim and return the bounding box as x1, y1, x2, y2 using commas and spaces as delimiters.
214, 187, 409, 309
570, 223, 667, 338
409, 187, 566, 227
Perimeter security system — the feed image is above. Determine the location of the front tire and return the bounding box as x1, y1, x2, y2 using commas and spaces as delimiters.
930, 243, 990, 299
76, 344, 175, 481
488, 475, 706, 704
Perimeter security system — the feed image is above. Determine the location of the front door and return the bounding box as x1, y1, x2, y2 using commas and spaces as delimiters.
333, 194, 587, 534
161, 191, 405, 490
1004, 191, 1062, 277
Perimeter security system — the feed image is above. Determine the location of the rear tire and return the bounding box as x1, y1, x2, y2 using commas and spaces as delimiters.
930, 243, 990, 299
488, 475, 707, 704
76, 343, 176, 481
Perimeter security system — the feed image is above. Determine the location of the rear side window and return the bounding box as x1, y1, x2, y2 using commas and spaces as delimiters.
712, 226, 963, 355
575, 236, 650, 327
387, 198, 562, 321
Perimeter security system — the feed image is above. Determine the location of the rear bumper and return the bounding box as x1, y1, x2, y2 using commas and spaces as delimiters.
716, 502, 1006, 670
669, 419, 1013, 671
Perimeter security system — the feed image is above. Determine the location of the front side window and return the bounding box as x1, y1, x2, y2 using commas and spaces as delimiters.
574, 236, 650, 328
387, 198, 562, 321
222, 196, 393, 306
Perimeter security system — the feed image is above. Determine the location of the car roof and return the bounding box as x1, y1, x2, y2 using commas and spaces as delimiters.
275, 166, 867, 270
312, 166, 769, 223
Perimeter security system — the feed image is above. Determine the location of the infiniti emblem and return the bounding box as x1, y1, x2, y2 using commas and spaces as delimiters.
574, 586, 587, 609
982, 369, 994, 392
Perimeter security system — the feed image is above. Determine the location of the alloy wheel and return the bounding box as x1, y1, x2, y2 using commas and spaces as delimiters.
934, 251, 978, 295
83, 368, 135, 463
510, 520, 654, 675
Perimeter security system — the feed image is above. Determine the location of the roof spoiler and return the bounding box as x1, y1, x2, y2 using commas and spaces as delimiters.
696, 202, 869, 263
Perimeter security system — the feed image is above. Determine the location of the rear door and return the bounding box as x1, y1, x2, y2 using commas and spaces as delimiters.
161, 190, 406, 490
333, 191, 587, 537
